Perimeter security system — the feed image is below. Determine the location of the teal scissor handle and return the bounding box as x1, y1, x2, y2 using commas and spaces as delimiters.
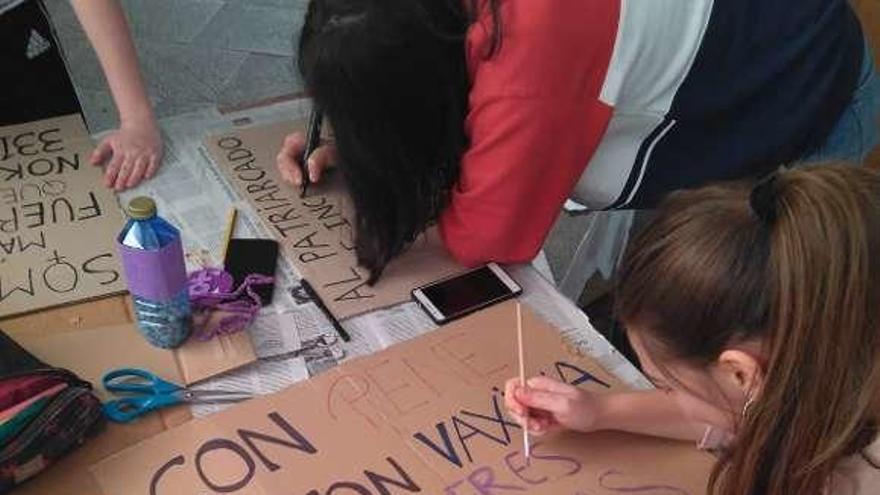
102, 368, 185, 423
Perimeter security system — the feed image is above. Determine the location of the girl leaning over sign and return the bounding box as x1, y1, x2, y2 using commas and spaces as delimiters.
505, 164, 880, 494
276, 0, 877, 282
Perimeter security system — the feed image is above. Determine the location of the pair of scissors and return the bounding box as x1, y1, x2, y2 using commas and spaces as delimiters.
102, 368, 252, 423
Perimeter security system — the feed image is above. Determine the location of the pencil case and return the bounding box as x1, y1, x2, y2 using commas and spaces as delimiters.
0, 330, 104, 493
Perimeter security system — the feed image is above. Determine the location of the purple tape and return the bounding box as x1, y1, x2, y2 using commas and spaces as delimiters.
117, 238, 188, 301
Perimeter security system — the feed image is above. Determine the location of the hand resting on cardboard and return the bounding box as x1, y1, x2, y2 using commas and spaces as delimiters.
276, 131, 338, 186
90, 119, 163, 191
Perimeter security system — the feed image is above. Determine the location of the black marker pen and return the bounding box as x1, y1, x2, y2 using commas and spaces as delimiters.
301, 277, 351, 342
300, 107, 324, 198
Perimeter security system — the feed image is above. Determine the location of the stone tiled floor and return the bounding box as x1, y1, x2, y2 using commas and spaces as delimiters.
45, 0, 587, 284
46, 0, 305, 131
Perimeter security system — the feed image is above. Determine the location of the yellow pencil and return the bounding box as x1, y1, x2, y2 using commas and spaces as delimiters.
516, 302, 530, 458
220, 207, 238, 262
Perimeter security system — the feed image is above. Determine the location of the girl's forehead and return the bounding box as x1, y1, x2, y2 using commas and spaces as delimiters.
624, 328, 666, 381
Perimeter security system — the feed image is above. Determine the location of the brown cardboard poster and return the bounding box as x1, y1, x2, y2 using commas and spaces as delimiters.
0, 115, 126, 318
92, 301, 714, 495
3, 291, 256, 386
6, 322, 183, 401
203, 121, 463, 320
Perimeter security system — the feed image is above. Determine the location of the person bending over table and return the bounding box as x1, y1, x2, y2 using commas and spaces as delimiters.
0, 0, 162, 191
505, 164, 880, 495
276, 0, 879, 280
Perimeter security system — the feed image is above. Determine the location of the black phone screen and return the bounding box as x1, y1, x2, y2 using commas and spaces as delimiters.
223, 239, 279, 306
421, 266, 516, 319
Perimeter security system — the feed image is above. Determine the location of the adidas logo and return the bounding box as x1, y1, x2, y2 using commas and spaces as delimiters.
25, 29, 51, 60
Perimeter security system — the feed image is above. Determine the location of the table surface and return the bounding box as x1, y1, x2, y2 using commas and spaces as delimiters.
0, 99, 646, 495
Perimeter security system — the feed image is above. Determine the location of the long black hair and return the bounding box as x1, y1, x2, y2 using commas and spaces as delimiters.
298, 0, 501, 282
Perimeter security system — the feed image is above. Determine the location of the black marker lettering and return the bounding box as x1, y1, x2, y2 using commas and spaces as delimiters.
42, 250, 78, 293
302, 196, 328, 208
310, 202, 342, 221
27, 158, 54, 177
227, 147, 253, 162
78, 191, 102, 220
413, 423, 463, 468
0, 135, 10, 161
0, 163, 23, 181
555, 361, 610, 389
13, 132, 37, 156
300, 251, 337, 264
0, 269, 35, 302
195, 439, 255, 493
238, 169, 266, 182
451, 415, 509, 464
267, 206, 301, 224
57, 153, 80, 173
50, 197, 74, 224
459, 395, 520, 445
237, 412, 318, 472
365, 457, 421, 495
334, 281, 375, 301
38, 128, 63, 153
274, 222, 310, 238
20, 202, 45, 229
1, 231, 47, 255
254, 188, 290, 204
149, 455, 186, 495
217, 136, 243, 150
82, 253, 120, 285
246, 180, 278, 195
293, 230, 329, 250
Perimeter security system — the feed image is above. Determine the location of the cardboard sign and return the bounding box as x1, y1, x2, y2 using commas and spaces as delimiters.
203, 121, 463, 320
0, 115, 125, 318
92, 301, 714, 494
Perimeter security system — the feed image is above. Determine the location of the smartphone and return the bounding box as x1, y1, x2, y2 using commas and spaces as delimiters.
223, 239, 279, 306
412, 263, 522, 324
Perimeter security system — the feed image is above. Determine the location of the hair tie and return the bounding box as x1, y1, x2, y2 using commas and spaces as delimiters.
750, 173, 780, 225
322, 13, 367, 33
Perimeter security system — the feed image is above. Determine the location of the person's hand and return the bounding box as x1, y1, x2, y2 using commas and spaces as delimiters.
504, 376, 604, 436
90, 119, 163, 191
276, 131, 338, 186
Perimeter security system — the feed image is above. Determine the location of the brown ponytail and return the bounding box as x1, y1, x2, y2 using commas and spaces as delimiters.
616, 164, 880, 494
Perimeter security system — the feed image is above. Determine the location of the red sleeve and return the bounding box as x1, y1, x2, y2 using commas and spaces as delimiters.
439, 96, 612, 266
439, 0, 619, 266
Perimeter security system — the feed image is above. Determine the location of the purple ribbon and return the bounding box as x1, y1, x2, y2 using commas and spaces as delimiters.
186, 268, 274, 340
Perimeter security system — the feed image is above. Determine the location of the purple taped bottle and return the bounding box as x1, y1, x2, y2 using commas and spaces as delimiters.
117, 197, 192, 348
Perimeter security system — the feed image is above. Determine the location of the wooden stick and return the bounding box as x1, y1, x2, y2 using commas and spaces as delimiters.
220, 207, 238, 262
516, 302, 530, 458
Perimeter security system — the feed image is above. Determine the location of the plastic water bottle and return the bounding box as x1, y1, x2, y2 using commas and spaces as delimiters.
117, 197, 192, 348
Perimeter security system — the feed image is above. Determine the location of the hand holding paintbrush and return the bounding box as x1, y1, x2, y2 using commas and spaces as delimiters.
504, 304, 604, 446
